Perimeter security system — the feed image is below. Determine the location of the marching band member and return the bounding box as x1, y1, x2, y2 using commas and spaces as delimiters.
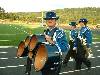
42, 11, 69, 75
78, 18, 92, 58
76, 18, 92, 70
63, 22, 78, 66
43, 11, 69, 51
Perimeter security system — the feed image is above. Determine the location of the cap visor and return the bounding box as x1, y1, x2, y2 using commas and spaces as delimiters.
43, 17, 59, 20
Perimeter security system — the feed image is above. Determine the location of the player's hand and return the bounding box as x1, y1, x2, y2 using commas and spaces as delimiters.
73, 47, 77, 50
45, 35, 54, 44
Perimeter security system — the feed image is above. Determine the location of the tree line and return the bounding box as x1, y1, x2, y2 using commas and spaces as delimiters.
0, 7, 100, 24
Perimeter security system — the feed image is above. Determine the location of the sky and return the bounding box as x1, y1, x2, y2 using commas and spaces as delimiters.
0, 0, 100, 12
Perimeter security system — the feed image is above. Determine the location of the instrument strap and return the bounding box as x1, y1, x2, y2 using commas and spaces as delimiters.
44, 27, 58, 37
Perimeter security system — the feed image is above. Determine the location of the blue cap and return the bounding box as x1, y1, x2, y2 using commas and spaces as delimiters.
69, 22, 77, 26
43, 11, 59, 20
79, 18, 88, 23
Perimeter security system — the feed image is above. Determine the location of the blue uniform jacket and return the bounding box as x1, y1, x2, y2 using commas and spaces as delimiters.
79, 26, 92, 48
45, 27, 69, 52
69, 29, 78, 48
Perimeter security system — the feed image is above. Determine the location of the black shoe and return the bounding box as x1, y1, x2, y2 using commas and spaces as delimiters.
25, 71, 30, 75
62, 62, 68, 67
87, 67, 91, 70
87, 61, 91, 70
75, 68, 81, 70
75, 66, 81, 70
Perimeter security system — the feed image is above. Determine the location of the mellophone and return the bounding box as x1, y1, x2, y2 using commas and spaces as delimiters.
16, 34, 61, 71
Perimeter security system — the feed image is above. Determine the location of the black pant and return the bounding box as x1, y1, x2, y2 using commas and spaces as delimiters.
25, 57, 32, 72
63, 49, 76, 64
76, 40, 91, 70
41, 64, 61, 75
41, 56, 61, 75
76, 57, 91, 69
63, 40, 76, 64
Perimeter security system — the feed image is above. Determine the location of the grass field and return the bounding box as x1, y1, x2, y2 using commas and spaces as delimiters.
0, 24, 45, 46
0, 23, 100, 46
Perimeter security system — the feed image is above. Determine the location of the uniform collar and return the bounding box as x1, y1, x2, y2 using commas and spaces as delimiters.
81, 26, 88, 28
48, 26, 57, 31
70, 28, 76, 31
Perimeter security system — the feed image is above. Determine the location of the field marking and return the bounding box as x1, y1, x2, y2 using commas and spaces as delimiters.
13, 57, 24, 58
0, 57, 27, 60
93, 42, 100, 44
90, 56, 96, 58
94, 45, 99, 48
0, 67, 6, 68
74, 70, 80, 71
18, 65, 24, 67
68, 71, 74, 72
93, 38, 99, 39
9, 24, 29, 34
96, 66, 100, 67
6, 66, 18, 68
80, 69, 86, 71
0, 34, 16, 35
91, 67, 96, 69
0, 55, 99, 61
0, 52, 8, 54
97, 56, 100, 58
0, 61, 100, 74
69, 58, 74, 61
97, 50, 100, 52
59, 65, 100, 74
0, 58, 8, 59
0, 65, 24, 69
0, 46, 17, 48
0, 40, 10, 42
0, 65, 100, 75
0, 56, 24, 60
0, 33, 26, 35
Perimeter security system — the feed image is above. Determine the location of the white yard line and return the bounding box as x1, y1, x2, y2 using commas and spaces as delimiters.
0, 67, 6, 68
0, 46, 17, 48
0, 57, 100, 74
96, 66, 100, 68
97, 56, 100, 58
14, 57, 24, 59
0, 52, 8, 54
6, 66, 18, 68
80, 69, 86, 71
0, 58, 8, 59
0, 34, 16, 35
0, 65, 24, 69
94, 45, 99, 48
0, 40, 10, 41
0, 57, 25, 60
97, 50, 100, 52
93, 42, 100, 44
68, 71, 74, 73
91, 67, 96, 69
69, 59, 74, 61
59, 65, 100, 74
9, 24, 29, 34
93, 38, 99, 39
90, 57, 96, 58
0, 55, 97, 61
18, 65, 24, 67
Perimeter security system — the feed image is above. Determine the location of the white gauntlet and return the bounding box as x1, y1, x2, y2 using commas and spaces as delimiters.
73, 47, 77, 50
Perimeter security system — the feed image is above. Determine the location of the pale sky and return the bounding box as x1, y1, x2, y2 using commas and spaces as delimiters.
0, 0, 100, 12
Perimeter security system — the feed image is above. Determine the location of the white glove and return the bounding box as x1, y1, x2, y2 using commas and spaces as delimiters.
73, 47, 77, 50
